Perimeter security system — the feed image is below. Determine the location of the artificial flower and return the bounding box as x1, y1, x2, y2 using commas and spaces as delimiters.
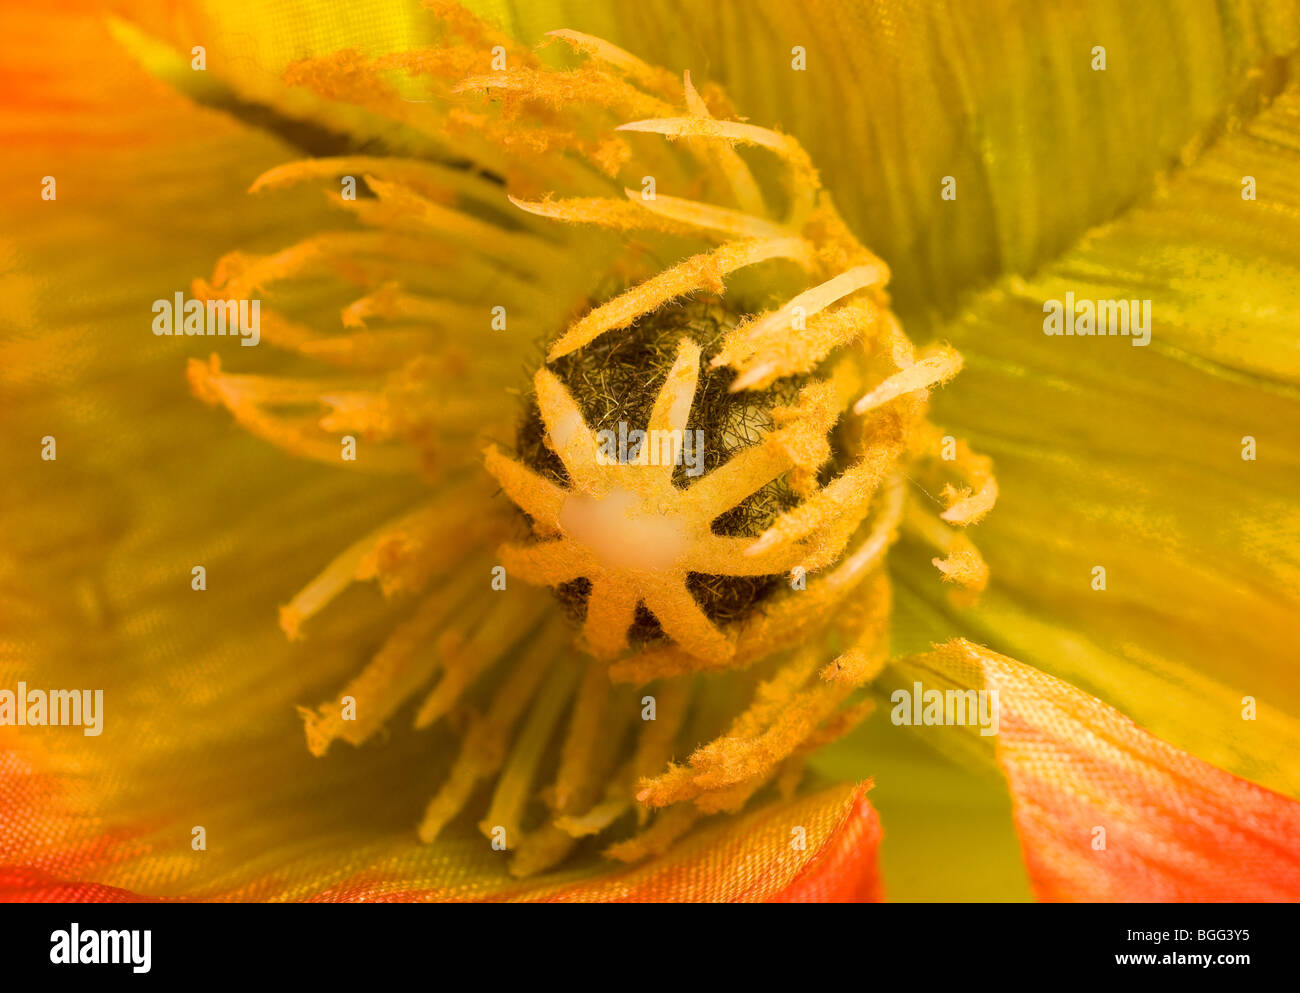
2, 0, 1299, 902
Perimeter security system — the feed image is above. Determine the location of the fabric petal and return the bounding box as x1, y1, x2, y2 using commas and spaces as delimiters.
903, 640, 1300, 902
769, 783, 885, 903
912, 73, 1300, 792
492, 0, 1300, 315
3, 777, 883, 902
304, 781, 883, 902
0, 2, 471, 902
810, 682, 1035, 901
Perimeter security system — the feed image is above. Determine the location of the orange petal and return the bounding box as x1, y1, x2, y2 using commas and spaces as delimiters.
768, 784, 884, 903
307, 781, 883, 903
0, 730, 155, 902
0, 869, 147, 903
907, 640, 1300, 902
3, 711, 882, 902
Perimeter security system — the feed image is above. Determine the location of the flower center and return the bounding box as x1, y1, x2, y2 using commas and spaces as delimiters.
515, 297, 814, 642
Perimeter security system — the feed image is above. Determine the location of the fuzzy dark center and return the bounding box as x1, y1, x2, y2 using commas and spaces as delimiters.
515, 297, 811, 646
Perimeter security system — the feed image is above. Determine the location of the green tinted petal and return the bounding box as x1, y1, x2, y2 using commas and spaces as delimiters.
491, 0, 1300, 316
919, 72, 1300, 795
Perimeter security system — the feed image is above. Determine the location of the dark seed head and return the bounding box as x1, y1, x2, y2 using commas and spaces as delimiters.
515, 296, 818, 646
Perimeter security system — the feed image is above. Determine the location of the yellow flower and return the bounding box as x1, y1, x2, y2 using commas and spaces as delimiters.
2, 0, 1299, 901
174, 6, 999, 877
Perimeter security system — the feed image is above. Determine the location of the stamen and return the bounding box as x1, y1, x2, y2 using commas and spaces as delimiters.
934, 438, 999, 525
418, 627, 559, 843
480, 662, 579, 848
547, 237, 814, 360
615, 117, 819, 191
297, 573, 478, 756
555, 794, 633, 838
413, 591, 550, 728
621, 188, 789, 241
552, 660, 619, 813
342, 175, 562, 272
636, 643, 851, 806
455, 67, 674, 119
604, 805, 700, 863
544, 29, 682, 102
509, 193, 694, 234
745, 447, 895, 558
207, 232, 453, 296
716, 263, 889, 367
249, 156, 500, 207
300, 329, 439, 372
941, 478, 998, 526
904, 499, 990, 594
280, 502, 439, 638
511, 824, 581, 878
681, 70, 765, 217
932, 533, 990, 592
340, 286, 485, 330
187, 356, 420, 472
724, 297, 882, 391
852, 345, 964, 415
820, 570, 893, 685
631, 678, 692, 816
